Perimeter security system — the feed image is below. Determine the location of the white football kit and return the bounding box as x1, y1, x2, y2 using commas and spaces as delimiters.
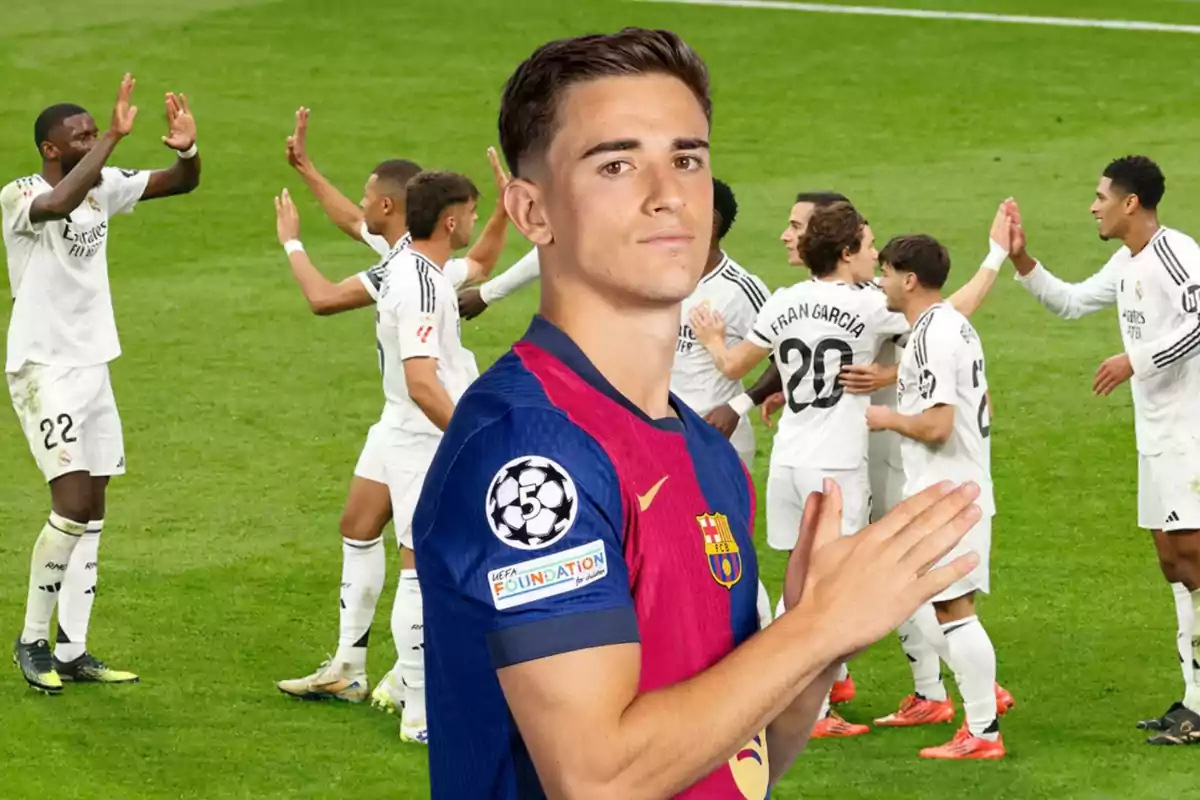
897, 302, 995, 602
1017, 226, 1200, 531
374, 247, 477, 547
748, 279, 909, 549
3, 167, 150, 481
869, 337, 907, 522
676, 253, 769, 466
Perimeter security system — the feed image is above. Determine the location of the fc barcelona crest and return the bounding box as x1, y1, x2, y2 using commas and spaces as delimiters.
697, 513, 743, 589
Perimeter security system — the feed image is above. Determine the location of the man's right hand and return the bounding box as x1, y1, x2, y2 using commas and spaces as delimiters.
110, 73, 138, 139
760, 392, 785, 427
286, 107, 312, 172
458, 287, 489, 320
790, 480, 982, 661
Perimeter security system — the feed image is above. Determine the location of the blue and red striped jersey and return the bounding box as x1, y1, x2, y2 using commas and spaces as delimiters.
413, 315, 767, 799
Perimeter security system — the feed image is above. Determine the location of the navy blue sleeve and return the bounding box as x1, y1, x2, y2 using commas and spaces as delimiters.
415, 405, 639, 669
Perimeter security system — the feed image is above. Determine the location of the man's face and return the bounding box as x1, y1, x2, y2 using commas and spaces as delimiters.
847, 224, 878, 283
780, 201, 815, 266
360, 174, 391, 236
46, 113, 99, 178
535, 73, 712, 307
1090, 176, 1130, 242
879, 261, 907, 311
448, 199, 478, 250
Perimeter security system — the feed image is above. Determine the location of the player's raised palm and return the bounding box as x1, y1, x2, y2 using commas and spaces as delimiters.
275, 188, 301, 245
286, 107, 311, 172
162, 92, 196, 151
989, 198, 1013, 254
110, 73, 138, 139
792, 481, 983, 661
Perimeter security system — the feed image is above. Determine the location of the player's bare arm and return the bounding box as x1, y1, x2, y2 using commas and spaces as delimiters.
840, 362, 899, 396
705, 359, 782, 438
458, 147, 512, 285
29, 74, 137, 223
402, 357, 455, 431
499, 481, 982, 798
943, 200, 1011, 316
274, 188, 373, 315
690, 305, 770, 380
141, 92, 201, 200
867, 403, 954, 444
286, 106, 366, 241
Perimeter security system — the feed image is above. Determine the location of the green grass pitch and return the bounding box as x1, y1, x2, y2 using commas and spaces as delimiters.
3, 0, 1200, 797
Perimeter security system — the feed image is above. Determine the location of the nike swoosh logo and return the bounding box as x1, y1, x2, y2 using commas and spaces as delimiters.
638, 475, 670, 512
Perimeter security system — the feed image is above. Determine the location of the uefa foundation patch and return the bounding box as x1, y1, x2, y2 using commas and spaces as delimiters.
488, 540, 607, 610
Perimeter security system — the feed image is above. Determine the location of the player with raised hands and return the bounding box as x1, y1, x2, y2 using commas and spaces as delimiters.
4, 73, 202, 693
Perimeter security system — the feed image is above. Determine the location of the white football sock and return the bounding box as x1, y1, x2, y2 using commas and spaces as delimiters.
54, 520, 103, 662
395, 569, 426, 726
942, 615, 998, 740
1186, 589, 1200, 714
1171, 582, 1195, 699
835, 662, 849, 682
899, 605, 947, 702
818, 691, 831, 720
22, 513, 86, 644
333, 535, 385, 674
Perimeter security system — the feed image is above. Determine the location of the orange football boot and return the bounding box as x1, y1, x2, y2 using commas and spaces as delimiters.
830, 672, 856, 705
995, 683, 1015, 716
919, 723, 1006, 760
812, 710, 870, 738
874, 694, 956, 727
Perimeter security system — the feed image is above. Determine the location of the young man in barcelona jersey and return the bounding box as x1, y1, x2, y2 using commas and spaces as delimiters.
411, 28, 985, 799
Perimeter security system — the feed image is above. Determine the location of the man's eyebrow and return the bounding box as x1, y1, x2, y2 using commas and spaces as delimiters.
580, 137, 710, 160
581, 139, 640, 160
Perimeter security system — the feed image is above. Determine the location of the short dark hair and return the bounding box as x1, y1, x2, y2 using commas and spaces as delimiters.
713, 178, 737, 240
795, 191, 850, 207
879, 234, 951, 290
799, 201, 866, 277
34, 103, 89, 150
372, 159, 423, 202
1103, 155, 1165, 211
498, 28, 711, 177
405, 171, 480, 239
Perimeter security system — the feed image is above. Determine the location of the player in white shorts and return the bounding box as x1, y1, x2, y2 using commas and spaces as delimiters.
696, 200, 1012, 737
371, 170, 482, 743
868, 233, 1006, 760
272, 108, 508, 720
4, 75, 201, 693
1006, 155, 1200, 745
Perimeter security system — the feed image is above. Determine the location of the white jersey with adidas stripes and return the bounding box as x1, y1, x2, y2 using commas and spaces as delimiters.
675, 253, 769, 415
375, 247, 477, 435
896, 302, 996, 517
748, 279, 909, 470
2, 168, 150, 373
1017, 226, 1200, 455
359, 227, 412, 300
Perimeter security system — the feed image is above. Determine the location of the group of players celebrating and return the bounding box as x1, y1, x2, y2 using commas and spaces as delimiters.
5, 25, 1200, 800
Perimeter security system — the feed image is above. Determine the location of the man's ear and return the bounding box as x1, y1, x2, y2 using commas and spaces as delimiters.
504, 178, 553, 246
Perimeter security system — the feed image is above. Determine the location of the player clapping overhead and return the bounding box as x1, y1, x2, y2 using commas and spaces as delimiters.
4, 74, 201, 693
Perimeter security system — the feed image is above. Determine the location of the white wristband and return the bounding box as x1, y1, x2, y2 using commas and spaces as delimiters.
177, 143, 198, 160
982, 238, 1007, 272
728, 393, 754, 417
283, 240, 304, 255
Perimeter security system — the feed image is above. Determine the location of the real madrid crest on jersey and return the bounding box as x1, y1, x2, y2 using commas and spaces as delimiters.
697, 513, 742, 589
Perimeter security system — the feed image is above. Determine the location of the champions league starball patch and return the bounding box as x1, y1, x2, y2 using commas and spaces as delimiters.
486, 455, 578, 550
